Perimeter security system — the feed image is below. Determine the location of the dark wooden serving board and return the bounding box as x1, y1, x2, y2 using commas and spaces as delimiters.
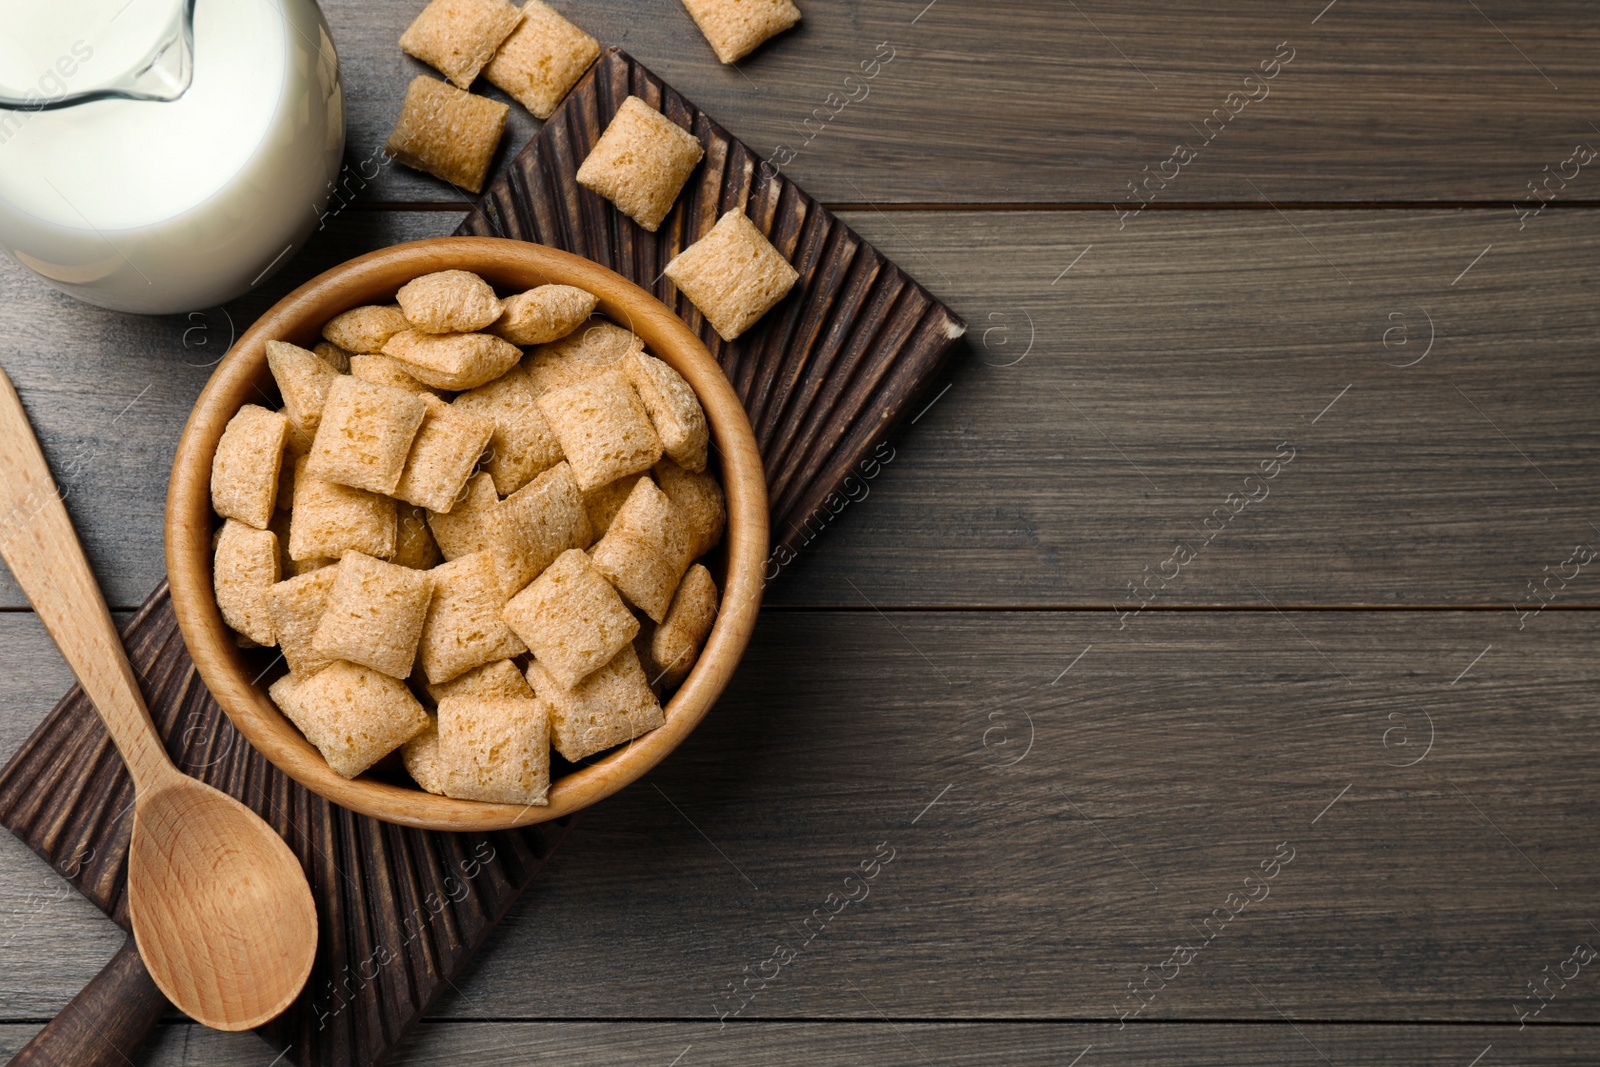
0, 47, 964, 1067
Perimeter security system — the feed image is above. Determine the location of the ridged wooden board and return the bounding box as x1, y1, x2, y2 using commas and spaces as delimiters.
0, 47, 962, 1067
0, 583, 571, 1066
456, 48, 968, 560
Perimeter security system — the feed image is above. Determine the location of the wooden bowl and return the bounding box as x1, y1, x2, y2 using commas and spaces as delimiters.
165, 238, 768, 831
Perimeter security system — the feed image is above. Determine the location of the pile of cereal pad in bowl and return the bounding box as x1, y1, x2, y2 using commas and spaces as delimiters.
207, 268, 730, 809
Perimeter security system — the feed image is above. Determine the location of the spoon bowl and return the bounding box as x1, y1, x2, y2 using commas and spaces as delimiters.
0, 366, 317, 1031
128, 779, 316, 1031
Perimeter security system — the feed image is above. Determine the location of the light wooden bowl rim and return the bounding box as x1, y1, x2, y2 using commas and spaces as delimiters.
165, 237, 769, 831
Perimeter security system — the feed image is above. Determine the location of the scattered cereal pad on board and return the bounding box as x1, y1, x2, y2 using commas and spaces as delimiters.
399, 0, 523, 89
664, 207, 799, 341
575, 96, 705, 233
528, 644, 664, 761
271, 663, 431, 779
680, 0, 801, 64
484, 0, 600, 119
386, 76, 510, 194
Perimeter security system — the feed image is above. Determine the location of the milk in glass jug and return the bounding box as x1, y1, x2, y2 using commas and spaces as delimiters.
0, 0, 344, 313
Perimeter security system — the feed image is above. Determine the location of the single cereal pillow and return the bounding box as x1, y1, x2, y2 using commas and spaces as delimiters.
490, 284, 597, 346
624, 351, 708, 473
582, 473, 643, 539
382, 329, 522, 391
588, 478, 690, 621
427, 470, 500, 559
265, 566, 340, 677
575, 96, 704, 232
266, 340, 341, 453
401, 717, 446, 795
393, 505, 445, 570
418, 550, 527, 684
536, 368, 663, 491
288, 457, 398, 560
527, 644, 664, 761
649, 563, 719, 688
437, 695, 551, 805
523, 322, 643, 394
386, 76, 509, 194
311, 551, 434, 679
214, 519, 280, 645
396, 269, 505, 334
393, 394, 495, 513
502, 548, 639, 688
273, 662, 431, 779
349, 353, 444, 397
211, 404, 287, 530
654, 458, 726, 562
323, 305, 410, 354
492, 460, 593, 595
399, 0, 522, 88
306, 376, 429, 495
680, 0, 801, 64
426, 657, 533, 704
664, 207, 799, 341
453, 364, 564, 495
483, 0, 601, 119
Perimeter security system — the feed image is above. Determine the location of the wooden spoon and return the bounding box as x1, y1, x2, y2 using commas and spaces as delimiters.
0, 368, 316, 1031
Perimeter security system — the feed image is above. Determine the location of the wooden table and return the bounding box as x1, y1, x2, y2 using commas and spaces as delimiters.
1, 2, 1597, 1063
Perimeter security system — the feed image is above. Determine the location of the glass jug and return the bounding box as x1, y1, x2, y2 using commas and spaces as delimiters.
0, 0, 344, 313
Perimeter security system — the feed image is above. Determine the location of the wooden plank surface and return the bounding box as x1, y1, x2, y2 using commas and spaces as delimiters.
3, 0, 1598, 1061
0, 1021, 1586, 1067
0, 610, 1594, 1025
3, 208, 1596, 609
321, 0, 1600, 205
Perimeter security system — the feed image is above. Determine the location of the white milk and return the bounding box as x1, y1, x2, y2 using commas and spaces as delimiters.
0, 0, 344, 313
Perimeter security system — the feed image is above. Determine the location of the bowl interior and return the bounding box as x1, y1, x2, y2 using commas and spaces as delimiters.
166, 238, 768, 831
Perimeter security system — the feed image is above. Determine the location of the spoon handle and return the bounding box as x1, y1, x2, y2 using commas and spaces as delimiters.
0, 368, 173, 790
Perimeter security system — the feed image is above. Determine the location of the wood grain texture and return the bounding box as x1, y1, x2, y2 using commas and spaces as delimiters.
4, 610, 1587, 1024
3, 208, 1597, 609
0, 588, 570, 1065
0, 1020, 1588, 1067
8, 938, 167, 1067
317, 0, 1600, 204
456, 49, 966, 564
